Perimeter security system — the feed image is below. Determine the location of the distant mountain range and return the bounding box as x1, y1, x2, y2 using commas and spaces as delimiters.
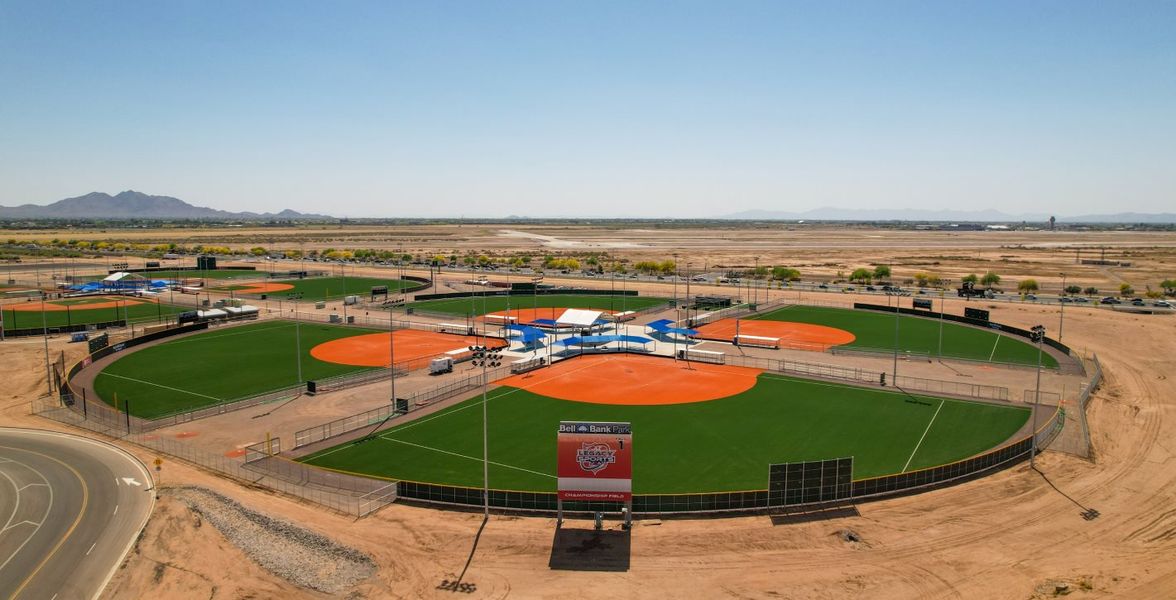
717, 208, 1176, 224
0, 191, 333, 220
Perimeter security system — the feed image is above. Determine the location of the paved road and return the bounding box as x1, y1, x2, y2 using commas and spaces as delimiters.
0, 428, 154, 600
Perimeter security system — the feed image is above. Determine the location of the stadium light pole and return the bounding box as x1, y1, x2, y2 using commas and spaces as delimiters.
41, 294, 51, 396
1029, 325, 1045, 468
754, 258, 759, 306
470, 345, 502, 518
891, 291, 901, 384
1058, 272, 1066, 341
938, 288, 945, 358
395, 305, 399, 404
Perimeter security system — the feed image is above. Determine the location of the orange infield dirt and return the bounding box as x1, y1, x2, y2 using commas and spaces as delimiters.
218, 282, 294, 294
497, 353, 763, 405
310, 329, 507, 368
480, 306, 615, 324
694, 318, 856, 351
7, 296, 158, 312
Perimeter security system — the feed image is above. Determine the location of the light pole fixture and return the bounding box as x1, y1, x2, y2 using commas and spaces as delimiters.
470, 344, 503, 518
1029, 325, 1045, 468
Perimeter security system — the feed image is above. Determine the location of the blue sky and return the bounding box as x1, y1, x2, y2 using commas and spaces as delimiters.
1, 1, 1173, 217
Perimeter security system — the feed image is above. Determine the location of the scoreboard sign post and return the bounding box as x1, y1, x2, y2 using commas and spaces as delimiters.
556, 421, 632, 527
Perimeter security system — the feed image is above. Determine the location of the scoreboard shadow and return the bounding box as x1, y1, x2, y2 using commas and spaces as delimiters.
548, 527, 631, 572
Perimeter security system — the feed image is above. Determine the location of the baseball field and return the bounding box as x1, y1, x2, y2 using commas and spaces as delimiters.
698, 305, 1058, 368
216, 276, 416, 300
3, 296, 189, 329
92, 320, 380, 418
300, 354, 1030, 494
91, 319, 500, 419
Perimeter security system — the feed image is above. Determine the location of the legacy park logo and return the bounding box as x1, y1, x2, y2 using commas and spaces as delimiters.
575, 441, 618, 475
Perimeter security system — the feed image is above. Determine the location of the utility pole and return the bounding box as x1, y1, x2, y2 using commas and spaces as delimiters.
1029, 325, 1045, 468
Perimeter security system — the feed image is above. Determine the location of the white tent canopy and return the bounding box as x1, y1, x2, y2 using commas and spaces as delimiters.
555, 308, 604, 328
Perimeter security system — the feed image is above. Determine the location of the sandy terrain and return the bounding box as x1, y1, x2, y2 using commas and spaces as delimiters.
1, 229, 1175, 599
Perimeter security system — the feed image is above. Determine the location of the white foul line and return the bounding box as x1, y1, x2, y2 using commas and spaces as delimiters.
379, 437, 555, 479
97, 372, 222, 402
987, 333, 1001, 362
902, 399, 945, 473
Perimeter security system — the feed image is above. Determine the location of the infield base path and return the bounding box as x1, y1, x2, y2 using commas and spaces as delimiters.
310, 329, 506, 368
497, 353, 763, 405
695, 318, 855, 351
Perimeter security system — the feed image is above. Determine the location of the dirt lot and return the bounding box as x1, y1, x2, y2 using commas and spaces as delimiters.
2, 226, 1175, 599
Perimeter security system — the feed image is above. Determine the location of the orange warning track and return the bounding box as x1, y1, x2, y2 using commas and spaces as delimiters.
694, 318, 856, 352
7, 296, 159, 312
497, 354, 763, 405
481, 306, 615, 324
218, 282, 294, 294
310, 329, 506, 368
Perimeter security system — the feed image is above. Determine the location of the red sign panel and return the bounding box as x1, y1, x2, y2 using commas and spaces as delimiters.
556, 422, 632, 501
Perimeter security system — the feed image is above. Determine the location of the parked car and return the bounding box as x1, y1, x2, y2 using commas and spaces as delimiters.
1155, 300, 1172, 308
1025, 294, 1038, 301
1100, 297, 1121, 305
1072, 297, 1089, 303
1059, 297, 1072, 303
1131, 298, 1146, 306
865, 285, 876, 291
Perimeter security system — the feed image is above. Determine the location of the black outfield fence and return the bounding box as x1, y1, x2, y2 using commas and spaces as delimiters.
411, 289, 641, 302
853, 302, 1076, 358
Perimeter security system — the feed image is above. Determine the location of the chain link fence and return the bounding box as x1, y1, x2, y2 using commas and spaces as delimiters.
722, 353, 1010, 402
293, 363, 514, 450
30, 394, 396, 516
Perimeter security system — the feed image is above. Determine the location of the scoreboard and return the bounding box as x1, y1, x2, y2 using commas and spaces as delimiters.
965, 307, 990, 321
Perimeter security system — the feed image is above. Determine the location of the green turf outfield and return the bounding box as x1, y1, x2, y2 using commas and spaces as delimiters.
223, 276, 415, 301
301, 373, 1029, 494
93, 320, 377, 419
3, 300, 189, 329
404, 294, 670, 316
749, 305, 1058, 368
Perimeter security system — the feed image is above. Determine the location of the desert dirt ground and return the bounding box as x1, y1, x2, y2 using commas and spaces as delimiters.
5, 223, 1176, 293
2, 226, 1176, 599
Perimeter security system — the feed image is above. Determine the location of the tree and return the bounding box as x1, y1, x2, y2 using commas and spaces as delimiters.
850, 268, 873, 283
962, 273, 979, 285
1018, 279, 1039, 293
772, 266, 801, 281
1120, 282, 1134, 297
1064, 285, 1082, 295
873, 265, 891, 280
249, 246, 267, 256
1083, 287, 1099, 296
1161, 279, 1176, 296
980, 272, 1001, 287
914, 272, 930, 287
